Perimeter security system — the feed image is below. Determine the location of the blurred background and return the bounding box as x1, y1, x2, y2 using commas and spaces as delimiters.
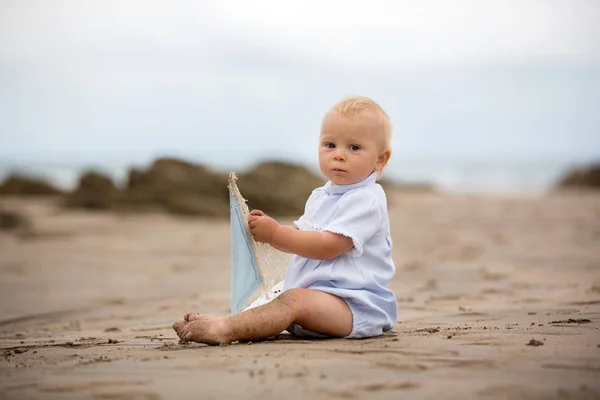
0, 0, 599, 195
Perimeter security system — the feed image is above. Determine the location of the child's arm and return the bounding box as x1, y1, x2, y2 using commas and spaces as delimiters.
262, 226, 299, 253
249, 210, 352, 260
271, 226, 352, 260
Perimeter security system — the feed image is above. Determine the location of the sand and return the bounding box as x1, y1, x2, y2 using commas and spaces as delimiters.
1, 190, 599, 400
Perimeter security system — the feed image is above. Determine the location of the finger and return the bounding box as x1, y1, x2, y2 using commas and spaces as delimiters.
250, 210, 264, 216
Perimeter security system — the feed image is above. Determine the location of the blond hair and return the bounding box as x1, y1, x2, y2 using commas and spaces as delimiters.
327, 95, 392, 179
328, 95, 392, 151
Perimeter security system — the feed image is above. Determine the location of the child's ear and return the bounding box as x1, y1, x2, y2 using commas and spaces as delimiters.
376, 149, 391, 172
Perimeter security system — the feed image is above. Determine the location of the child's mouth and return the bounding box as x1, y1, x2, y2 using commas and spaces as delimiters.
332, 168, 347, 173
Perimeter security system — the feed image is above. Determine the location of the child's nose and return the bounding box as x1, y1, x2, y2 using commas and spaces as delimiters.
333, 149, 346, 161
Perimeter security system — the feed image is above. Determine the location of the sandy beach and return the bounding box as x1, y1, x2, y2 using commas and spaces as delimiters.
1, 189, 599, 399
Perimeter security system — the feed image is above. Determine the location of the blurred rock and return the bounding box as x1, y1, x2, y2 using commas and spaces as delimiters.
111, 187, 163, 213
117, 158, 321, 217
117, 158, 229, 216
237, 161, 324, 216
126, 157, 227, 197
63, 171, 119, 210
0, 174, 62, 196
126, 168, 147, 189
62, 158, 230, 216
0, 208, 33, 232
61, 158, 359, 218
556, 163, 600, 189
163, 191, 229, 217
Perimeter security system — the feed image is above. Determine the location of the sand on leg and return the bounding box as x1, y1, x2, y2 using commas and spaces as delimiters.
181, 281, 285, 323
173, 288, 353, 345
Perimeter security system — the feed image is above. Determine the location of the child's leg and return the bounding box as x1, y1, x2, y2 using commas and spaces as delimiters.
172, 288, 352, 345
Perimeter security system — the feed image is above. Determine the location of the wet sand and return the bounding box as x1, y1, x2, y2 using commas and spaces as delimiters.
1, 190, 599, 399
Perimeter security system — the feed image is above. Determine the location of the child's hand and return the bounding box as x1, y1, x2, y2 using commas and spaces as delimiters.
248, 210, 279, 244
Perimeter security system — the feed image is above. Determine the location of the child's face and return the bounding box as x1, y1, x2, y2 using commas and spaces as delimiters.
318, 112, 389, 185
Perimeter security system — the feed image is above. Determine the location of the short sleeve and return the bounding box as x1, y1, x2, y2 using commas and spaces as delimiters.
323, 191, 382, 257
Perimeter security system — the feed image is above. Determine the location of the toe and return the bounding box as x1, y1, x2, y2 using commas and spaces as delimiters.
173, 321, 185, 332
176, 325, 188, 340
185, 312, 200, 322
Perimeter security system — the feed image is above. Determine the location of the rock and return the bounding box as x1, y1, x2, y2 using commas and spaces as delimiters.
237, 161, 324, 216
127, 157, 228, 197
0, 174, 62, 196
63, 171, 119, 210
116, 158, 229, 216
126, 168, 147, 189
526, 339, 544, 347
0, 209, 33, 232
61, 158, 337, 218
111, 187, 163, 212
163, 191, 229, 217
556, 163, 600, 189
61, 158, 231, 216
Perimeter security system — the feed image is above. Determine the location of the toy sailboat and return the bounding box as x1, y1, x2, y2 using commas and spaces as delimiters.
227, 173, 286, 314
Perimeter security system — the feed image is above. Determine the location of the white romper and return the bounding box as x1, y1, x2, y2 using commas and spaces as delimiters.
283, 172, 398, 338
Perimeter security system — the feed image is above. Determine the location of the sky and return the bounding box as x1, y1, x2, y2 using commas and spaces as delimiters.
0, 0, 599, 172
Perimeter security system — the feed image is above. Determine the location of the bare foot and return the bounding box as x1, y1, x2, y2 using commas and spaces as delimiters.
173, 315, 230, 346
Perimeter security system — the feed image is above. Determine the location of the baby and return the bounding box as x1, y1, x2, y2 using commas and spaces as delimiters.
173, 95, 398, 344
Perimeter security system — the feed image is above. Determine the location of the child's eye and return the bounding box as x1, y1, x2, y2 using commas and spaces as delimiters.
324, 142, 335, 149
349, 145, 361, 151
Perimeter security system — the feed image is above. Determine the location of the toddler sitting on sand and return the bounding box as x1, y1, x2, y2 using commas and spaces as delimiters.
173, 95, 398, 344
